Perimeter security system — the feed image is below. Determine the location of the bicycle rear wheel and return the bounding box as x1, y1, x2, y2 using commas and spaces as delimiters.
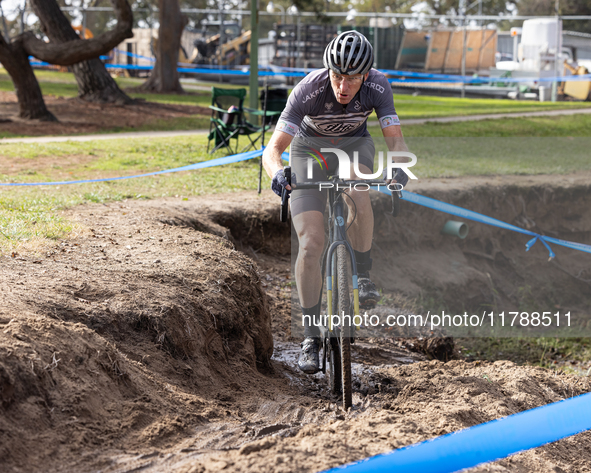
336, 245, 352, 410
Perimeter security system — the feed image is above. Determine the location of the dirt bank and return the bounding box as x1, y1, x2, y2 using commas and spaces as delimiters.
0, 197, 273, 472
1, 177, 590, 472
370, 175, 591, 317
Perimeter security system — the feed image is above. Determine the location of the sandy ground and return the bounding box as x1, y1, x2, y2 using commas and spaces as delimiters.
1, 179, 591, 472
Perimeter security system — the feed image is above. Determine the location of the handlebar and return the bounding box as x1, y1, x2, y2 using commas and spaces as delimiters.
279, 174, 402, 222
293, 178, 389, 190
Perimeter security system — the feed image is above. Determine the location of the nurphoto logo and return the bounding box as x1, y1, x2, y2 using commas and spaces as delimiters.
306, 148, 418, 190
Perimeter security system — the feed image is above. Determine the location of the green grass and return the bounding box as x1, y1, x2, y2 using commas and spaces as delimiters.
367, 114, 591, 177
392, 93, 590, 119
0, 134, 270, 253
95, 115, 211, 133
2, 69, 590, 119
404, 136, 591, 178
398, 113, 591, 137
458, 337, 591, 372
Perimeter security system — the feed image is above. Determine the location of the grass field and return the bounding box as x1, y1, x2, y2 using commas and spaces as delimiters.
458, 337, 591, 374
2, 68, 591, 253
2, 112, 590, 253
0, 135, 262, 253
1, 69, 590, 121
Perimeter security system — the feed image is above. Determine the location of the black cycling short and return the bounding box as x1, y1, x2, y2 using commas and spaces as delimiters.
290, 136, 375, 218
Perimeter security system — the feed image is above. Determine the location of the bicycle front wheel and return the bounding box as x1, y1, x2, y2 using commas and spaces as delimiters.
327, 337, 341, 395
336, 244, 352, 410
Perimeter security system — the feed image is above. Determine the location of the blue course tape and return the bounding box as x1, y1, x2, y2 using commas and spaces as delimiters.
377, 187, 591, 259
0, 149, 290, 187
387, 74, 591, 85
29, 56, 586, 83
379, 68, 591, 84
322, 391, 591, 473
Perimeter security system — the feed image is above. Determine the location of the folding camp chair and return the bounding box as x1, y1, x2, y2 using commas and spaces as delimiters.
207, 87, 280, 155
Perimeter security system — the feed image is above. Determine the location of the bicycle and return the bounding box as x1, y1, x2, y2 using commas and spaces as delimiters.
281, 169, 401, 410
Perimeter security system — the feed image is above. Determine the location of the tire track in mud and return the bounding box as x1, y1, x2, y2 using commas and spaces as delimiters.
99, 337, 424, 473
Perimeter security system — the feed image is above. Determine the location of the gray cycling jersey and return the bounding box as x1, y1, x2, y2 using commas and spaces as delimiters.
276, 68, 399, 138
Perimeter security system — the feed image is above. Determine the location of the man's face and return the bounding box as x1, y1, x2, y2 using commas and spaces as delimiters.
329, 71, 369, 105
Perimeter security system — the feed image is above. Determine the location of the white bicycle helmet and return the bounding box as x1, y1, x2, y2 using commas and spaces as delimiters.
323, 30, 374, 76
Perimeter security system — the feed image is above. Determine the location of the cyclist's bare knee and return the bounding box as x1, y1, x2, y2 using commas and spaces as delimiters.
293, 211, 325, 261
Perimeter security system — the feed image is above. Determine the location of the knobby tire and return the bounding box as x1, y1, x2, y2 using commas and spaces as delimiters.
328, 337, 341, 394
328, 251, 342, 395
337, 245, 352, 410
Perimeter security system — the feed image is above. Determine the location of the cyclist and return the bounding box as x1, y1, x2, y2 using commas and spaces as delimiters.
262, 31, 410, 374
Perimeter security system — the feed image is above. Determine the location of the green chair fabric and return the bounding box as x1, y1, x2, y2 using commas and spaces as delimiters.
207, 87, 282, 155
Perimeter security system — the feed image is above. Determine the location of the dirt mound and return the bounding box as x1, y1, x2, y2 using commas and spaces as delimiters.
1, 182, 591, 472
0, 198, 273, 472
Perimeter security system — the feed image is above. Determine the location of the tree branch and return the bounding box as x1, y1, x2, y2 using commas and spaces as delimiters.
21, 0, 133, 66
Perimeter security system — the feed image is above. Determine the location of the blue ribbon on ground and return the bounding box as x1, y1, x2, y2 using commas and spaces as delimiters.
377, 187, 591, 259
0, 149, 259, 186
0, 149, 291, 187
322, 391, 591, 473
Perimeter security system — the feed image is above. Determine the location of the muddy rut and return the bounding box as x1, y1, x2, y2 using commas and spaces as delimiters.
1, 177, 591, 473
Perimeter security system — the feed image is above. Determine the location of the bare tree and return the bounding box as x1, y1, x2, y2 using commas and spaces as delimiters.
0, 0, 133, 121
140, 0, 188, 93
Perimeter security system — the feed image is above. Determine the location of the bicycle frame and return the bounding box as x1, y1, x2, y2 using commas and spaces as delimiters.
281, 170, 401, 406
293, 178, 387, 361
324, 186, 360, 334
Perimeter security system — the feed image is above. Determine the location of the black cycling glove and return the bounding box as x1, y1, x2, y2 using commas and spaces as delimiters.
272, 169, 297, 197
392, 168, 409, 188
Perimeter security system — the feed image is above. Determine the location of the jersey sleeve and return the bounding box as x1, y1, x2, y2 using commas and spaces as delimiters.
371, 73, 400, 129
276, 82, 311, 137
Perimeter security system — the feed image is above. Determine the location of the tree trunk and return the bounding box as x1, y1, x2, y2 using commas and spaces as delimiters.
30, 0, 133, 104
0, 34, 56, 121
72, 58, 132, 104
0, 0, 132, 121
140, 0, 188, 93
